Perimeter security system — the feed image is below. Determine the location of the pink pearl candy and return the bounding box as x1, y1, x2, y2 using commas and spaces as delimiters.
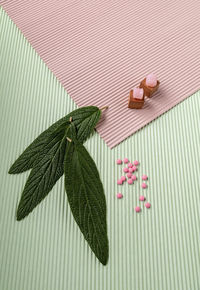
128, 179, 133, 184
117, 193, 123, 199
116, 159, 122, 165
128, 163, 133, 168
145, 202, 151, 208
134, 160, 139, 166
123, 167, 129, 173
142, 174, 148, 180
121, 176, 126, 182
135, 206, 141, 213
146, 73, 157, 87
141, 183, 147, 189
127, 173, 132, 178
117, 179, 123, 185
131, 175, 137, 181
123, 158, 129, 163
139, 195, 145, 201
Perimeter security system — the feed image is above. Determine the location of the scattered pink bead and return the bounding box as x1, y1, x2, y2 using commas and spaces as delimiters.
139, 195, 145, 201
116, 159, 122, 165
127, 173, 132, 178
128, 163, 133, 168
117, 193, 123, 199
142, 175, 148, 180
134, 160, 139, 166
146, 73, 157, 87
135, 206, 141, 213
123, 158, 129, 163
128, 179, 133, 185
121, 176, 126, 182
141, 183, 147, 189
145, 202, 151, 208
131, 175, 137, 181
129, 167, 134, 173
117, 179, 123, 185
123, 167, 129, 173
132, 166, 137, 171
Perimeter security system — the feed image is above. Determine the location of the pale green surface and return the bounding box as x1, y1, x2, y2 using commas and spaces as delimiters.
0, 7, 200, 290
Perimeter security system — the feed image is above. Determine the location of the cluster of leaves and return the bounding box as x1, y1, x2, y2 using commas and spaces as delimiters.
9, 106, 108, 265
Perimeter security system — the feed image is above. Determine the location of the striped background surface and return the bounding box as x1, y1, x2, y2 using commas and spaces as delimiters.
0, 7, 200, 290
1, 0, 200, 147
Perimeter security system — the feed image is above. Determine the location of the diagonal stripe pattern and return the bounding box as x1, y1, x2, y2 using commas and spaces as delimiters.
1, 1, 200, 147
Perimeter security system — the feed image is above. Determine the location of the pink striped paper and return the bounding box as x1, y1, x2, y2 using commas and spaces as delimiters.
1, 1, 200, 148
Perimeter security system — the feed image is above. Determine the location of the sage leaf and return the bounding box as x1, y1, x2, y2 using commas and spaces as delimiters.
16, 127, 69, 220
9, 106, 101, 174
64, 139, 108, 265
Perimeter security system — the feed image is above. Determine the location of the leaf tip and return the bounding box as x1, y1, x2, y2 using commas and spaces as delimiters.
16, 212, 23, 221
16, 206, 25, 221
8, 166, 15, 174
98, 243, 109, 265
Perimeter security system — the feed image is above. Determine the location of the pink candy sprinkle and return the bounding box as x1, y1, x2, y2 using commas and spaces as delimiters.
135, 206, 141, 213
117, 193, 123, 199
123, 167, 129, 173
145, 202, 151, 208
127, 173, 132, 178
117, 179, 123, 185
141, 183, 147, 189
134, 160, 139, 166
131, 175, 137, 181
132, 166, 137, 171
142, 174, 148, 180
128, 163, 133, 168
128, 179, 133, 185
139, 195, 145, 201
116, 159, 122, 165
123, 158, 129, 163
121, 176, 126, 182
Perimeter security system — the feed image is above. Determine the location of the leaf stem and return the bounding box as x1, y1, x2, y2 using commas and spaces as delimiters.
100, 106, 108, 111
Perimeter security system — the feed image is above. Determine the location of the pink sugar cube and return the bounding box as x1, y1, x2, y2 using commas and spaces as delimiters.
127, 173, 132, 178
123, 158, 129, 163
123, 167, 129, 173
132, 166, 137, 171
116, 159, 122, 165
133, 87, 144, 100
142, 174, 148, 180
128, 163, 133, 168
146, 73, 157, 87
134, 160, 139, 166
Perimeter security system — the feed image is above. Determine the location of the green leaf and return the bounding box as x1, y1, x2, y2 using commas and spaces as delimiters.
9, 106, 101, 174
64, 140, 108, 265
16, 127, 69, 220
